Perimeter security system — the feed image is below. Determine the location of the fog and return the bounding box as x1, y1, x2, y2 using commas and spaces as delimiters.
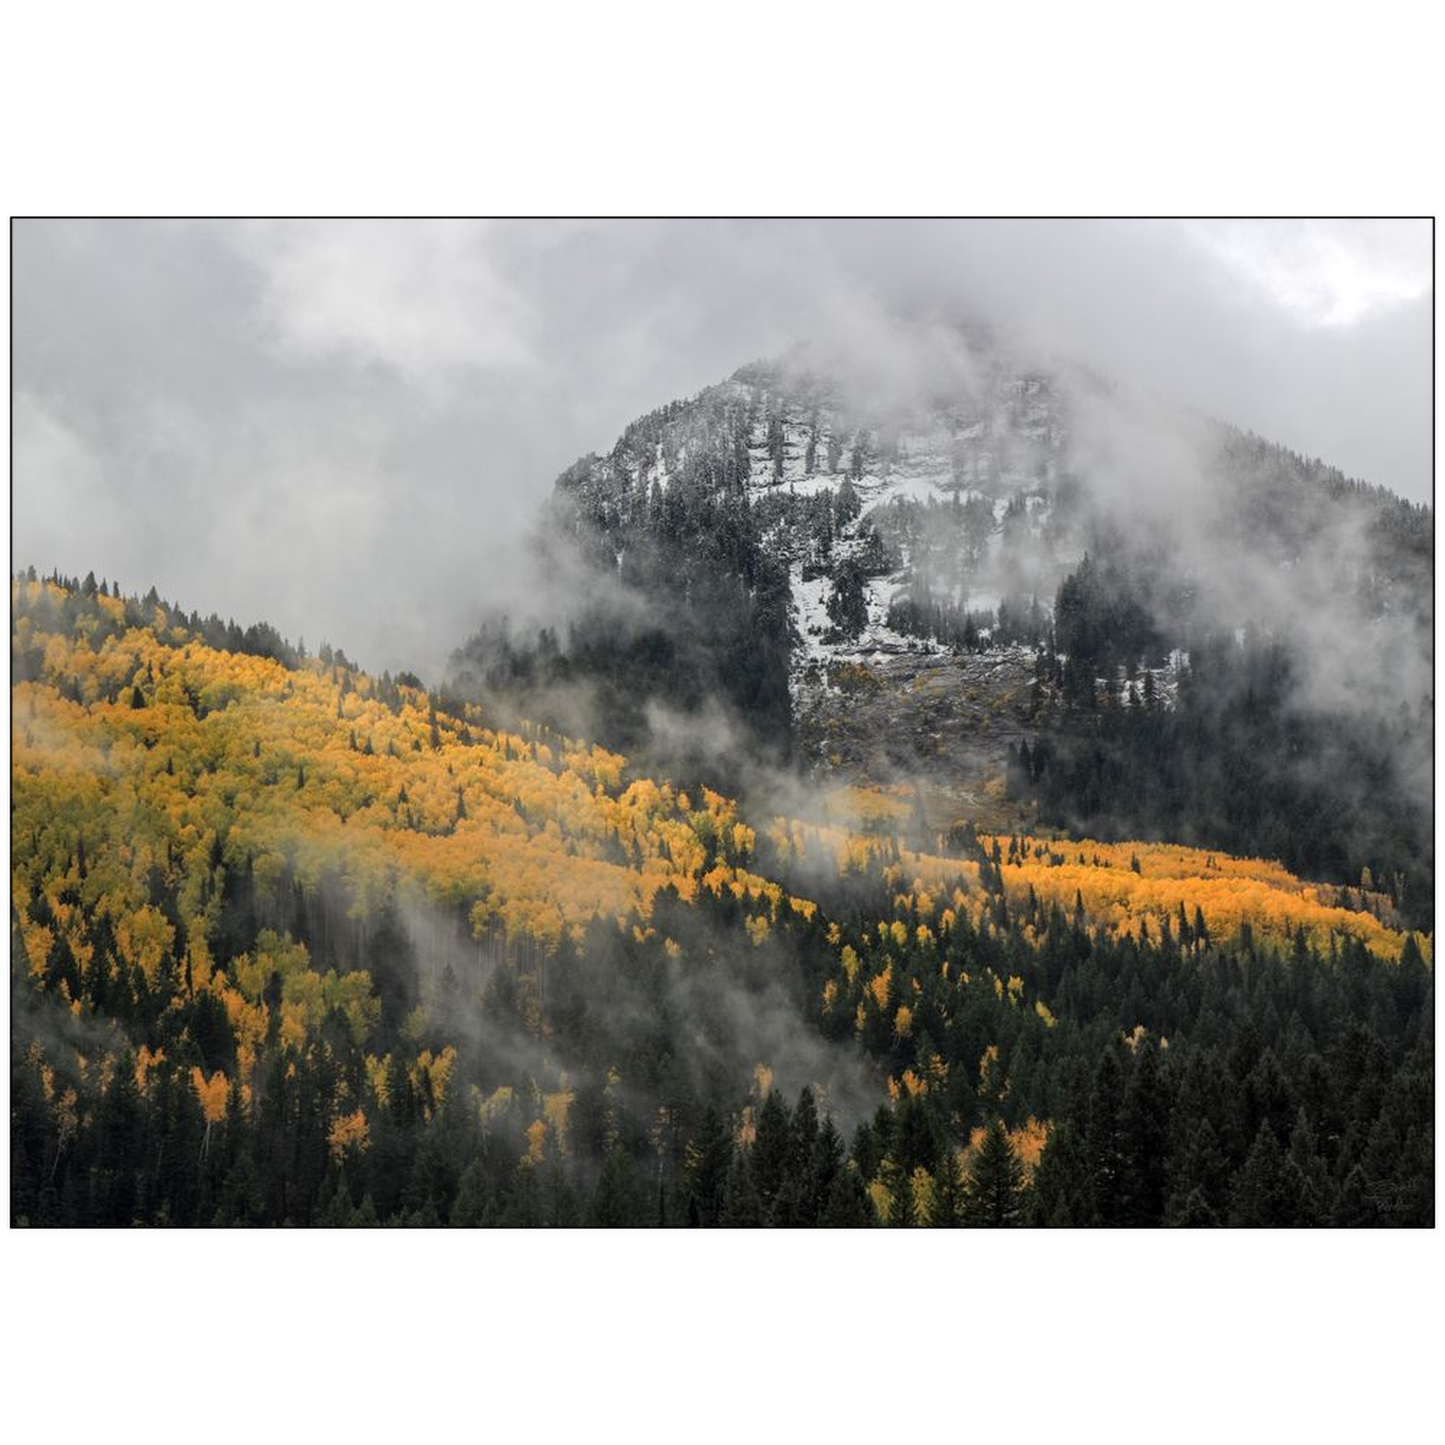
11, 219, 1430, 679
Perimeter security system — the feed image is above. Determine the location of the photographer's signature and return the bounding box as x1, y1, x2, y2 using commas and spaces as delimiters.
1366, 1181, 1406, 1213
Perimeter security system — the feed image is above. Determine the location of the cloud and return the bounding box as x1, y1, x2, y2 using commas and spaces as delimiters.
12, 391, 130, 586
11, 219, 1431, 680
1183, 218, 1432, 328
240, 219, 538, 384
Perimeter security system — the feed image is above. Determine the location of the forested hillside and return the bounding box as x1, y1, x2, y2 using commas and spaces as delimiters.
11, 574, 1433, 1226
456, 348, 1433, 944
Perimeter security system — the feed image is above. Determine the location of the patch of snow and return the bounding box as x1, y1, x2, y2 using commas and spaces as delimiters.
783, 471, 847, 499
876, 470, 954, 506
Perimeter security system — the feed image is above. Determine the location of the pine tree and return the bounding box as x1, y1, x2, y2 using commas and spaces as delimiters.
1085, 1046, 1127, 1225
450, 1162, 495, 1228
1229, 1123, 1292, 1226
927, 1146, 965, 1226
1118, 1042, 1170, 1225
1282, 1108, 1333, 1225
792, 1087, 819, 1169
1029, 1120, 1090, 1226
503, 1161, 543, 1227
751, 1089, 792, 1220
1165, 1118, 1228, 1225
826, 560, 868, 641
682, 1107, 733, 1227
542, 1161, 581, 1227
719, 1149, 763, 1227
821, 1165, 875, 1226
961, 1119, 1025, 1227
806, 1117, 847, 1226
590, 1146, 641, 1227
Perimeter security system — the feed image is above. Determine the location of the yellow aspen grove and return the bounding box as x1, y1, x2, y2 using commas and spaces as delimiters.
9, 569, 1432, 1232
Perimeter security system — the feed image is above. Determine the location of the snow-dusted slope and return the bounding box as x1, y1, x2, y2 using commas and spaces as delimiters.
734, 363, 1068, 690
547, 332, 1433, 757
558, 346, 1082, 714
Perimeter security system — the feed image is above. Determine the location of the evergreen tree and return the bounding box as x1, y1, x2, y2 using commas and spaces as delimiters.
826, 560, 869, 641
1229, 1124, 1292, 1226
590, 1147, 641, 1227
1165, 1119, 1228, 1225
821, 1165, 875, 1227
1282, 1109, 1333, 1225
927, 1145, 965, 1226
751, 1090, 792, 1220
1118, 1042, 1170, 1225
1085, 1047, 1127, 1225
719, 1150, 763, 1227
450, 1160, 493, 1226
961, 1119, 1025, 1227
806, 1117, 847, 1226
681, 1107, 733, 1227
1029, 1121, 1090, 1226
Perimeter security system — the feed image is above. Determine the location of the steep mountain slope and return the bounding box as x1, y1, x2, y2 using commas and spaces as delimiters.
551, 346, 1075, 692
457, 333, 1433, 918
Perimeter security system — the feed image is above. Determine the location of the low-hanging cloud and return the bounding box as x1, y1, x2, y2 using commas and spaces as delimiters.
11, 218, 1431, 681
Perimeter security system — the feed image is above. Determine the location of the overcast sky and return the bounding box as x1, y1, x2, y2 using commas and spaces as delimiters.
12, 218, 1432, 677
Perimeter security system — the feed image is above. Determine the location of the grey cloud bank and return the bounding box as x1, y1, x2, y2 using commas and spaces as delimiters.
11, 218, 1431, 677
